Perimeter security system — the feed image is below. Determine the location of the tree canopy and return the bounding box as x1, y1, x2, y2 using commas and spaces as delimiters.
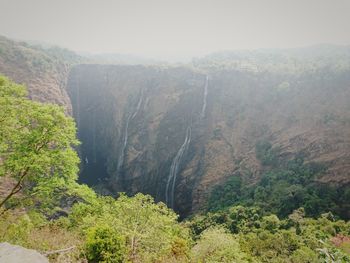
0, 75, 80, 210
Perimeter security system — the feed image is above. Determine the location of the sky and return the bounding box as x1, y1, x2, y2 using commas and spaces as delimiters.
0, 0, 350, 60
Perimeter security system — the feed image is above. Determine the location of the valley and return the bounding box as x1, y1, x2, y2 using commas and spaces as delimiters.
1, 34, 350, 262
1, 0, 350, 261
1, 36, 350, 218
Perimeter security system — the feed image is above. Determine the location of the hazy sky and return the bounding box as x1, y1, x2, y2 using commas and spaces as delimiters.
0, 0, 349, 59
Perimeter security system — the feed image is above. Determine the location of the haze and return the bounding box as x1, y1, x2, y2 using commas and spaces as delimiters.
0, 0, 350, 61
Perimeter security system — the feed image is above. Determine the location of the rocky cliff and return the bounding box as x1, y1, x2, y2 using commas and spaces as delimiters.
67, 64, 350, 216
67, 65, 207, 215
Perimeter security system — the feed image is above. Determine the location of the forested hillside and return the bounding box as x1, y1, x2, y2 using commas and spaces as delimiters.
0, 35, 83, 112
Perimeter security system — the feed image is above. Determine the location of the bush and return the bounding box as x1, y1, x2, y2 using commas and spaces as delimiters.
208, 176, 242, 211
0, 210, 83, 262
255, 140, 279, 166
240, 230, 300, 262
290, 247, 319, 263
69, 193, 191, 262
192, 227, 254, 263
0, 213, 33, 246
85, 225, 127, 263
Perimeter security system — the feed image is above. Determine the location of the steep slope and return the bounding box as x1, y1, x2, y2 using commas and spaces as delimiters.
67, 63, 350, 217
67, 65, 206, 215
191, 69, 350, 214
0, 35, 83, 112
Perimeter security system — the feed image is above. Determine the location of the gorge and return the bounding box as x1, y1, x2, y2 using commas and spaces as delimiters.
1, 36, 350, 218
67, 63, 350, 217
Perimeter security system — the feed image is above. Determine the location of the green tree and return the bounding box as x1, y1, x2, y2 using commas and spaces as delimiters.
0, 75, 80, 210
290, 247, 319, 263
192, 227, 255, 263
255, 140, 279, 166
69, 193, 191, 262
207, 175, 242, 211
261, 214, 280, 233
85, 225, 127, 263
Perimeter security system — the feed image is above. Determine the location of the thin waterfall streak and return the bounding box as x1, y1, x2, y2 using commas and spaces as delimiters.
166, 126, 192, 208
165, 159, 177, 205
169, 149, 183, 205
167, 151, 182, 204
170, 127, 191, 208
200, 75, 209, 119
117, 90, 144, 176
117, 114, 131, 173
132, 89, 144, 119
92, 111, 96, 163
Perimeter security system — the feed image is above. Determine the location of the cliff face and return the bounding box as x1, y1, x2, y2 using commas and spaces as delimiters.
67, 64, 350, 216
67, 65, 206, 215
191, 69, 350, 212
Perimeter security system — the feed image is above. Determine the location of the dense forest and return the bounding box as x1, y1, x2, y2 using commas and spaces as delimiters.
1, 75, 349, 262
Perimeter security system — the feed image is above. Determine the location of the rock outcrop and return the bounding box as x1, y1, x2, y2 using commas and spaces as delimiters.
0, 242, 48, 263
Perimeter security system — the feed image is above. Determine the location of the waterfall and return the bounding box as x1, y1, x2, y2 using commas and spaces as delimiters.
131, 89, 144, 119
117, 90, 144, 175
92, 111, 96, 163
200, 75, 209, 119
117, 114, 132, 173
165, 126, 192, 209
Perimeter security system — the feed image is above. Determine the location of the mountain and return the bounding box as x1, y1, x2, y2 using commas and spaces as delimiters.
1, 36, 350, 218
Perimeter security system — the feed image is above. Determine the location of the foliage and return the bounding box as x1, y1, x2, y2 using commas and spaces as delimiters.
0, 210, 83, 262
188, 206, 350, 263
69, 193, 191, 262
207, 176, 242, 211
252, 158, 349, 218
188, 205, 262, 237
0, 192, 192, 263
0, 76, 191, 262
255, 140, 280, 166
208, 147, 350, 219
193, 46, 350, 74
192, 227, 255, 263
0, 75, 349, 262
0, 75, 80, 211
0, 35, 83, 74
85, 225, 127, 263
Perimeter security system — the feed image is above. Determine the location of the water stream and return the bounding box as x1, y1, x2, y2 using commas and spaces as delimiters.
165, 126, 192, 208
200, 75, 209, 119
117, 90, 144, 175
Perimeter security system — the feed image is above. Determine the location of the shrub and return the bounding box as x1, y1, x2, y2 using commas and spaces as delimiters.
255, 140, 279, 166
192, 227, 254, 263
208, 176, 242, 211
70, 193, 191, 262
290, 247, 319, 263
85, 225, 127, 263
